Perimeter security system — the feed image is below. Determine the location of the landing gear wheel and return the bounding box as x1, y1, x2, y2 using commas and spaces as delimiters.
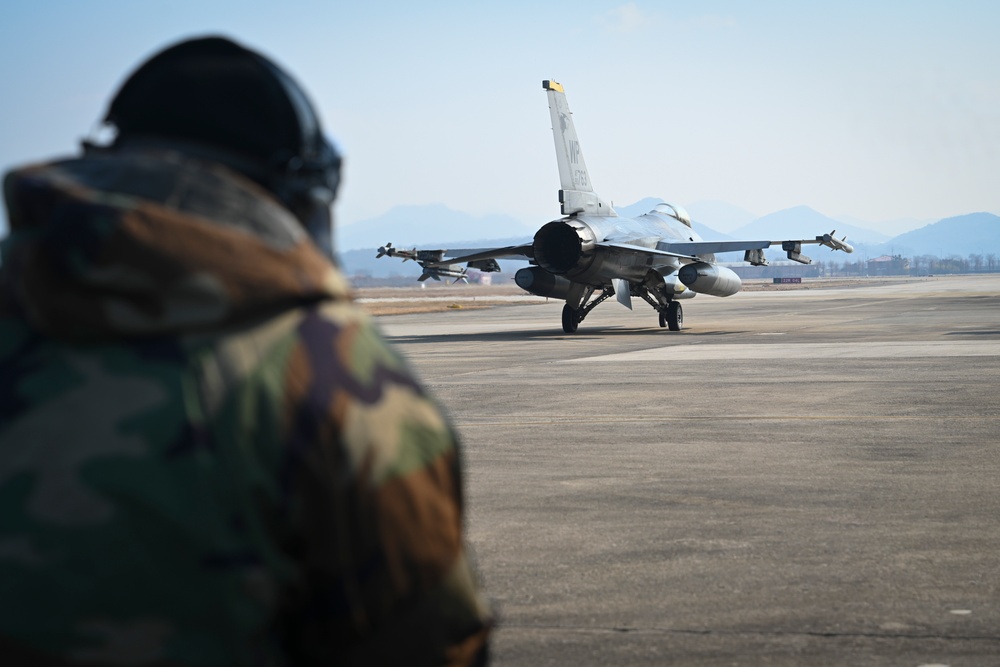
666, 301, 683, 331
562, 304, 579, 333
658, 310, 667, 328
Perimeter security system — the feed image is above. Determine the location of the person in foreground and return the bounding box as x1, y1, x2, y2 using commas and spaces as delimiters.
0, 35, 492, 665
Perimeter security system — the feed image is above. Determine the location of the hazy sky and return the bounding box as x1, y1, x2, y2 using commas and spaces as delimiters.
2, 1, 998, 239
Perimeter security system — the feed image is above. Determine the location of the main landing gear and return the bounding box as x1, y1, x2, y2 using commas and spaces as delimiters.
561, 283, 685, 333
561, 285, 615, 333
561, 304, 579, 333
658, 301, 683, 331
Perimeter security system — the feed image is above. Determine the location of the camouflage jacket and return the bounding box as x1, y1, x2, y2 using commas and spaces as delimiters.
0, 150, 491, 666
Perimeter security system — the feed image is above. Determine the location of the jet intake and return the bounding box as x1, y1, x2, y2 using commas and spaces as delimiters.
515, 267, 574, 300
678, 262, 742, 297
533, 219, 597, 275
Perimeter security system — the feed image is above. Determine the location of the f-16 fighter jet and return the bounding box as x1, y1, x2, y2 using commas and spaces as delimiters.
379, 80, 853, 333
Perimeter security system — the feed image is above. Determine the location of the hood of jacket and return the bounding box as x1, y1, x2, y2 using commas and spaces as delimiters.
1, 149, 348, 341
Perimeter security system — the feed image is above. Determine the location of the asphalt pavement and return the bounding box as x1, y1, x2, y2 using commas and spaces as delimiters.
379, 275, 1000, 666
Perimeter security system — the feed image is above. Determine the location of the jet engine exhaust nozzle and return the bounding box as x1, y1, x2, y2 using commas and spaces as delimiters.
533, 219, 597, 276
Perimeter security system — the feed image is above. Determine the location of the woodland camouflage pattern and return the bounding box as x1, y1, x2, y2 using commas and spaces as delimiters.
0, 150, 492, 666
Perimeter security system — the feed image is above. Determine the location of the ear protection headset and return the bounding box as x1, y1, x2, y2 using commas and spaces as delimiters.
98, 36, 342, 255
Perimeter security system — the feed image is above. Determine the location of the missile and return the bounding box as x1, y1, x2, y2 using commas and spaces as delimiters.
817, 230, 854, 254
418, 266, 468, 283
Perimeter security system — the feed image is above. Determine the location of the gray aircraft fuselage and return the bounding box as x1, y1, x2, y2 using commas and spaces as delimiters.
534, 205, 716, 286
377, 79, 852, 333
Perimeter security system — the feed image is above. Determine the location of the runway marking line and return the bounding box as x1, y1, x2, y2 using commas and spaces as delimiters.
566, 340, 1000, 363
457, 415, 999, 426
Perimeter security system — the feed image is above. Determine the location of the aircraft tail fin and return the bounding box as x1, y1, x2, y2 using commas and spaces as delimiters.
543, 80, 615, 217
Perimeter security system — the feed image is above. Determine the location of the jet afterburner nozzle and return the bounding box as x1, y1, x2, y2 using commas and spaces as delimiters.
533, 219, 597, 275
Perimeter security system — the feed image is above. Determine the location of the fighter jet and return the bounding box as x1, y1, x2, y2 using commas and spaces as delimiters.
378, 80, 853, 333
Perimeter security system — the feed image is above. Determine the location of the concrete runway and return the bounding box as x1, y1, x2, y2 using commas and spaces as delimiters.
379, 275, 1000, 666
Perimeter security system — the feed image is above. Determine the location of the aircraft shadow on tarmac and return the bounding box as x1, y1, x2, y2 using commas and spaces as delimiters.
385, 327, 747, 345
944, 329, 1000, 337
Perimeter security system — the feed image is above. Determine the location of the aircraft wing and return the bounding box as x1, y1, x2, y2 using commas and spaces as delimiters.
657, 240, 771, 255
659, 231, 854, 266
427, 244, 534, 264
598, 242, 699, 261
376, 230, 852, 281
376, 242, 533, 281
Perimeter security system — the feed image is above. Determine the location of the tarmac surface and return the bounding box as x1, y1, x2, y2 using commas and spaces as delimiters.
377, 275, 1000, 666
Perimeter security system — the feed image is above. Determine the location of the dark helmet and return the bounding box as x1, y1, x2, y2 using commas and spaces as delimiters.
103, 36, 341, 253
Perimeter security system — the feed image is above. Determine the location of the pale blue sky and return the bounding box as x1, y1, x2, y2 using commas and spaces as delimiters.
2, 1, 998, 238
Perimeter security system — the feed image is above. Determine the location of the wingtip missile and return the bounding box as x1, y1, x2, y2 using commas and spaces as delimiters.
376, 242, 422, 263
817, 230, 854, 254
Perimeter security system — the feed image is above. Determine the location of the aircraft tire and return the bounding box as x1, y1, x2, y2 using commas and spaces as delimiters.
666, 301, 683, 331
562, 304, 579, 333
658, 310, 667, 328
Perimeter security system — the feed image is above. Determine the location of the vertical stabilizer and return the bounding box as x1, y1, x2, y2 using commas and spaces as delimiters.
543, 80, 616, 217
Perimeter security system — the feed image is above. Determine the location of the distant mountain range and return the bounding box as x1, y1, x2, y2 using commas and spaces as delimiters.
883, 213, 1000, 258
337, 200, 1000, 277
338, 203, 534, 250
